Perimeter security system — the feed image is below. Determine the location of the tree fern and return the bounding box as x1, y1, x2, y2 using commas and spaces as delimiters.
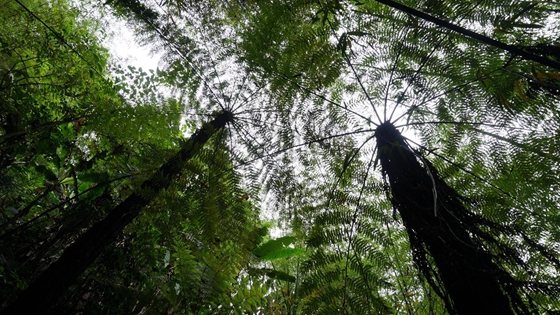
5, 0, 560, 313
207, 0, 560, 313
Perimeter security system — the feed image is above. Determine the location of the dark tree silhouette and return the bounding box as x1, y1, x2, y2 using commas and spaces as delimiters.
0, 111, 233, 315
375, 121, 531, 315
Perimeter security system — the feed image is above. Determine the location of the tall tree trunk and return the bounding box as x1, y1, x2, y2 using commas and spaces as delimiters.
375, 121, 517, 315
0, 111, 232, 315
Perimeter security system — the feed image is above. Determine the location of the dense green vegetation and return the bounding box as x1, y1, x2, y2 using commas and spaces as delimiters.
1, 0, 560, 314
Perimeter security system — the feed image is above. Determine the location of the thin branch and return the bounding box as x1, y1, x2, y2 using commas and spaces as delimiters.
0, 176, 129, 241
388, 41, 442, 122
383, 41, 402, 122
238, 129, 376, 167
370, 0, 560, 70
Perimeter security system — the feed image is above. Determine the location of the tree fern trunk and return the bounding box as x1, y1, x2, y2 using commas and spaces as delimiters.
375, 121, 515, 315
0, 111, 232, 315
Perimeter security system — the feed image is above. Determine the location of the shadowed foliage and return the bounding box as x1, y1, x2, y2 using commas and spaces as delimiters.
1, 111, 232, 314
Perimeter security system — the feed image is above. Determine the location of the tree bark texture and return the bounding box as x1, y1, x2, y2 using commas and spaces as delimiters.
1, 111, 232, 315
375, 121, 516, 315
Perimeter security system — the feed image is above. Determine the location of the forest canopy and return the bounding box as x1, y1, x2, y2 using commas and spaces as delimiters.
1, 0, 560, 314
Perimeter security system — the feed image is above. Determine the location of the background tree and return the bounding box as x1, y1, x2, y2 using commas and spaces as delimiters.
0, 0, 278, 313
52, 141, 268, 314
0, 0, 179, 304
0, 0, 266, 313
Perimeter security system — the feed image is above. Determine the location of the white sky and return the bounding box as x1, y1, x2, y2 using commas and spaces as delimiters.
103, 16, 162, 71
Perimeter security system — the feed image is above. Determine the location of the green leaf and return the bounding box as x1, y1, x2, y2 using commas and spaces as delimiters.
252, 236, 296, 258
265, 270, 296, 282
34, 165, 58, 181
82, 185, 105, 200
78, 172, 110, 183
60, 177, 74, 185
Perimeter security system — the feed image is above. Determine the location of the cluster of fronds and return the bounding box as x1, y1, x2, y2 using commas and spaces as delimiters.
54, 138, 266, 314
4, 0, 560, 313
221, 0, 560, 313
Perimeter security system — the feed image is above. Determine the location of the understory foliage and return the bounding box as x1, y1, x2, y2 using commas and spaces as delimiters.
50, 140, 268, 315
2, 0, 560, 314
0, 0, 264, 313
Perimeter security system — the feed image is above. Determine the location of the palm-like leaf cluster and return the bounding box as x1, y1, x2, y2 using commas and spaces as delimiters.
216, 0, 560, 313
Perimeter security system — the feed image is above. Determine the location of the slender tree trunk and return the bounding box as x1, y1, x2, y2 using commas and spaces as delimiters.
0, 111, 232, 315
367, 0, 560, 71
375, 121, 515, 315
